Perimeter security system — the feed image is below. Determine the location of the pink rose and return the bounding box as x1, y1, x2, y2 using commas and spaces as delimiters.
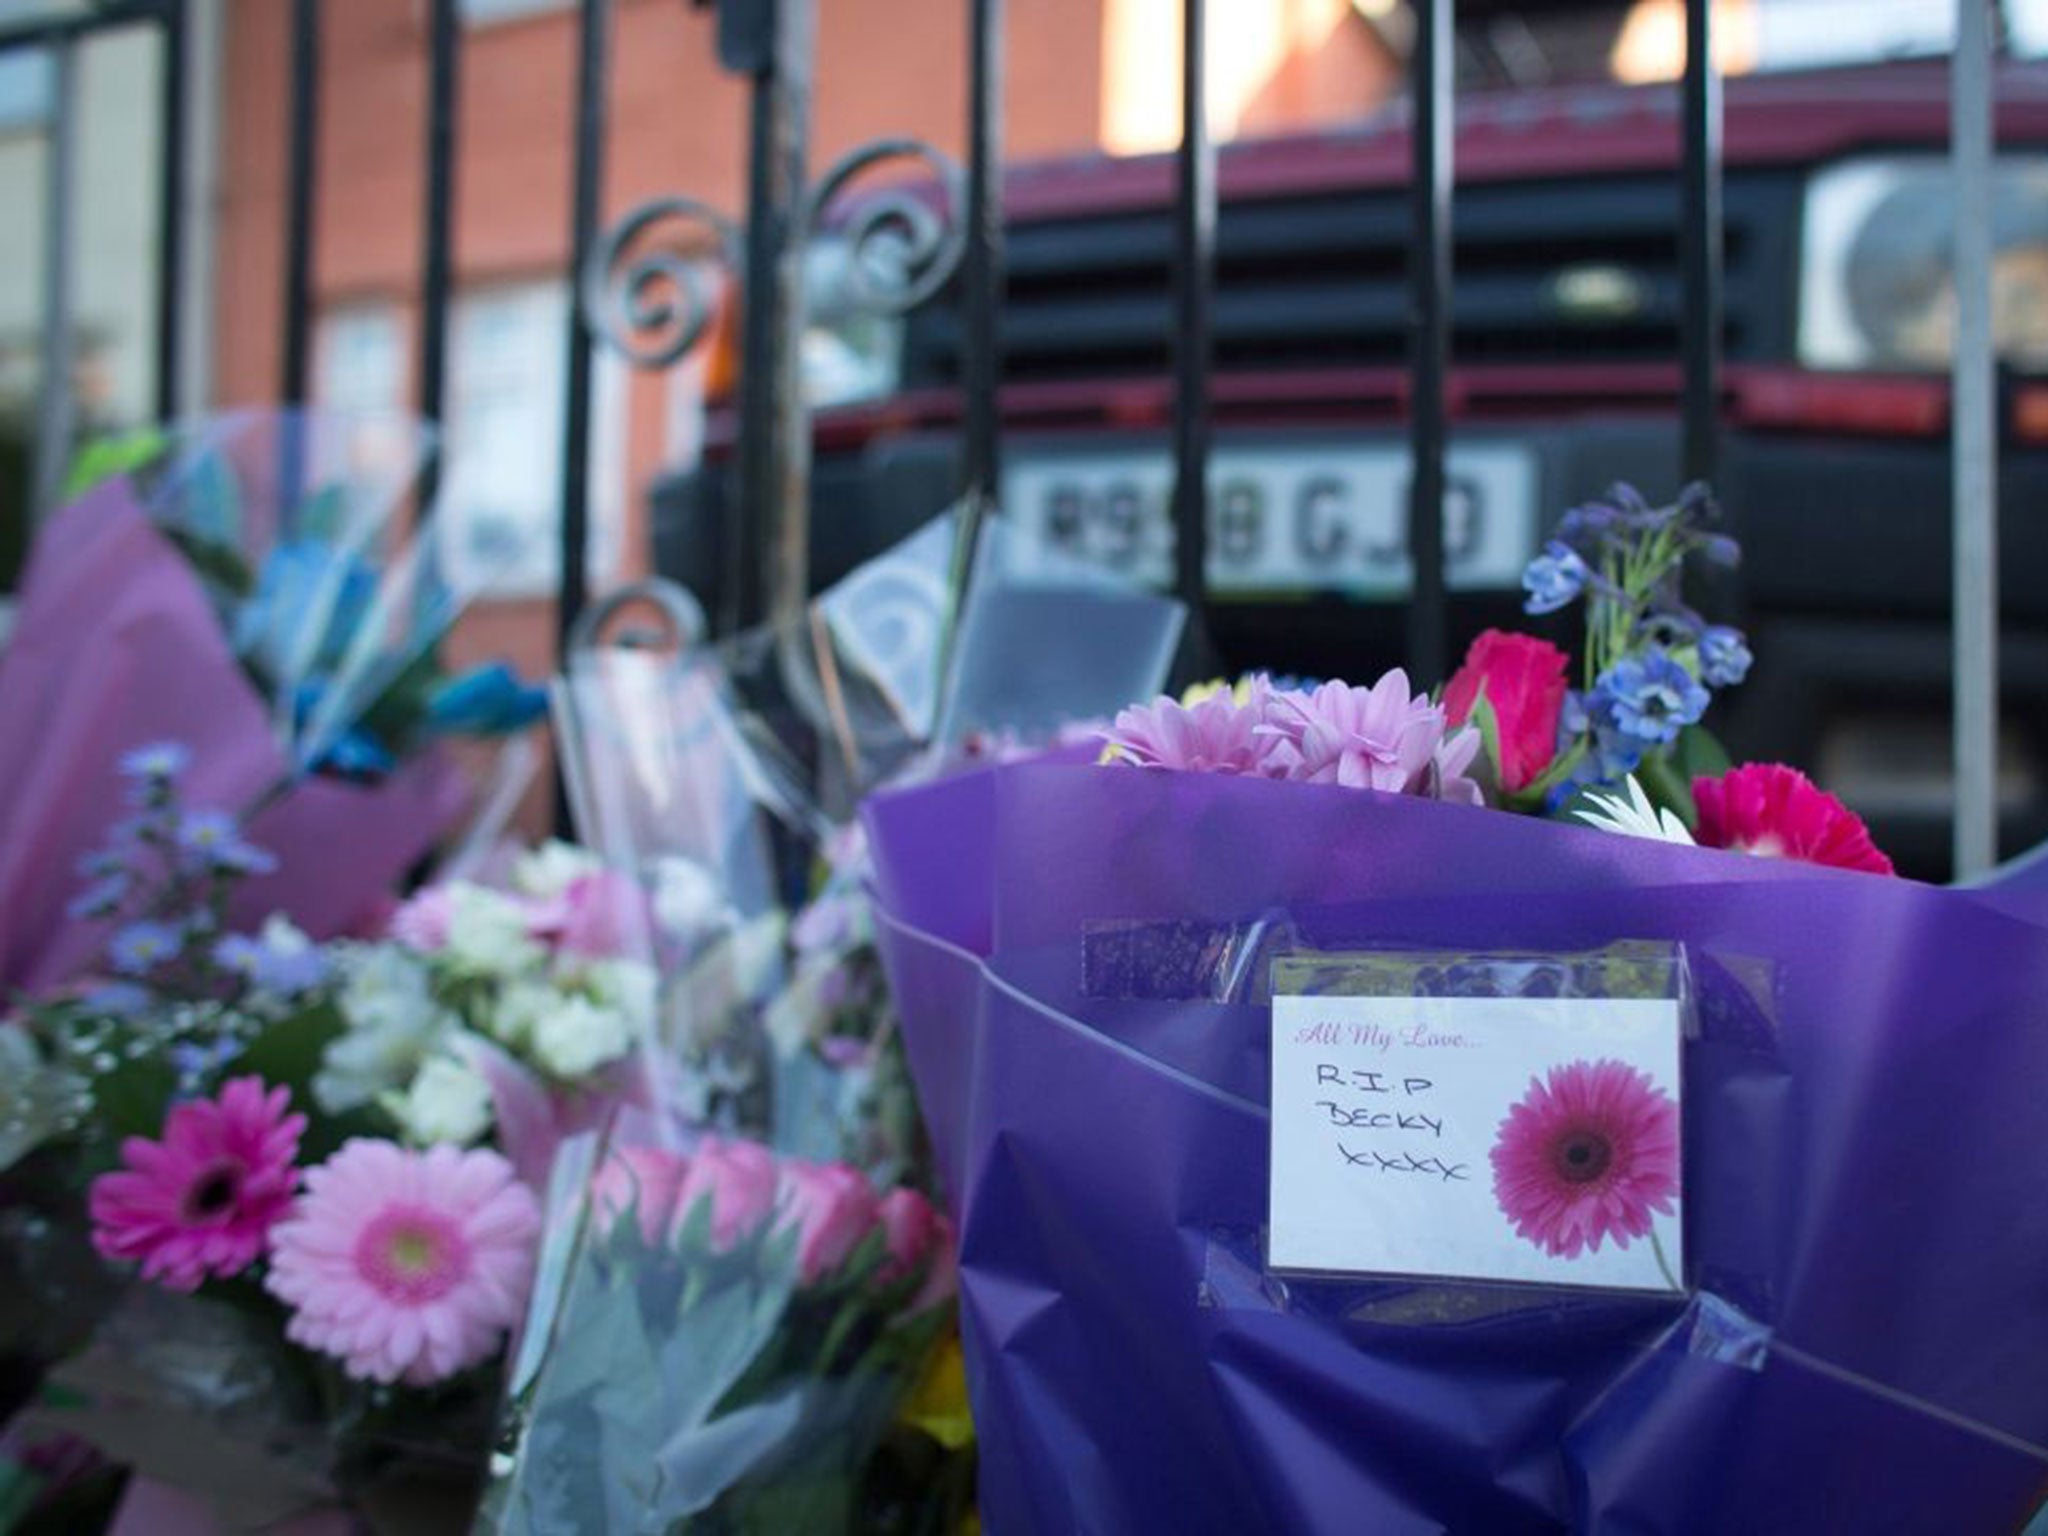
388, 886, 455, 951
1442, 630, 1570, 793
775, 1160, 880, 1286
672, 1137, 780, 1252
908, 1213, 956, 1314
590, 1146, 689, 1245
875, 1187, 954, 1307
530, 871, 650, 960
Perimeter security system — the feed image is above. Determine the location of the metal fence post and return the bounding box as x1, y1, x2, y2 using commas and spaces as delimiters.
1405, 0, 1450, 685
281, 0, 320, 406
155, 0, 188, 423
557, 0, 612, 661
959, 0, 1004, 517
1680, 0, 1722, 490
1952, 0, 1999, 877
418, 0, 461, 506
33, 39, 77, 521
722, 0, 813, 635
1170, 0, 1214, 625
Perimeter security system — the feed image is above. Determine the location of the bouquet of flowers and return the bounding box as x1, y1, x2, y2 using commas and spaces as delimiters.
0, 409, 544, 997
864, 485, 2048, 1532
480, 1129, 957, 1535
0, 749, 660, 1534
481, 510, 1182, 1531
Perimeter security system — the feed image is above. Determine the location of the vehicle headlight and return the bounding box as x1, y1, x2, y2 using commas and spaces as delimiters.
1800, 155, 2048, 371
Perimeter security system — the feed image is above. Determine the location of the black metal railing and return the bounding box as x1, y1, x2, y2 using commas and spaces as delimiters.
5, 0, 2009, 876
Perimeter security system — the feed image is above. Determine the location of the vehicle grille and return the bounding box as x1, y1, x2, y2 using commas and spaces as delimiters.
901, 168, 1799, 388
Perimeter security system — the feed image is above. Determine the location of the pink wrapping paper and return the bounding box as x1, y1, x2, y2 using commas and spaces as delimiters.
0, 480, 465, 994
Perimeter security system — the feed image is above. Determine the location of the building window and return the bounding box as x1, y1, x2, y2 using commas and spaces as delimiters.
315, 305, 404, 416
443, 280, 623, 599
457, 0, 570, 25
312, 290, 624, 601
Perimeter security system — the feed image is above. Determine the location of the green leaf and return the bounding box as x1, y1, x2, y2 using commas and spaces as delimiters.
91, 1055, 179, 1146
1467, 690, 1505, 795
62, 429, 170, 501
1672, 724, 1732, 782
231, 1000, 377, 1159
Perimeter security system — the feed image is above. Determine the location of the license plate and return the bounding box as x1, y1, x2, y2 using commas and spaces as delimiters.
999, 439, 1538, 598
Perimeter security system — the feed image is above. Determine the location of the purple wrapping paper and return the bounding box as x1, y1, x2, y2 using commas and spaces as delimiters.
864, 762, 2048, 1534
0, 481, 465, 993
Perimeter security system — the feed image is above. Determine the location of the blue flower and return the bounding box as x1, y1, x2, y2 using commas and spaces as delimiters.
174, 810, 278, 875
314, 727, 396, 779
427, 662, 550, 737
118, 742, 190, 782
1699, 626, 1753, 689
1700, 534, 1741, 569
1522, 542, 1591, 615
84, 981, 151, 1016
76, 847, 129, 880
1595, 650, 1710, 748
108, 920, 182, 976
212, 928, 329, 996
66, 873, 130, 920
234, 540, 378, 676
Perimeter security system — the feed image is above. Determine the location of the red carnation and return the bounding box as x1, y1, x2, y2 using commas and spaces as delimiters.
1692, 763, 1895, 876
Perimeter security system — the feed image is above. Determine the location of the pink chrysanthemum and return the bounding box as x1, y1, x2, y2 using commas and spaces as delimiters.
1100, 678, 1279, 775
89, 1076, 304, 1291
1692, 763, 1895, 875
1260, 672, 1450, 794
1490, 1059, 1679, 1260
265, 1139, 541, 1386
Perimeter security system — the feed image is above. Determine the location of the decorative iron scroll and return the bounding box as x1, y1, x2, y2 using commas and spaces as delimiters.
803, 137, 967, 316
580, 196, 741, 368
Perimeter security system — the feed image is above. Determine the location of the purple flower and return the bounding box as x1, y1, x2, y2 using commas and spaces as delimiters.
108, 920, 183, 976
77, 847, 129, 880
1101, 679, 1280, 776
119, 742, 190, 782
1260, 673, 1445, 793
67, 873, 130, 920
1596, 651, 1709, 748
174, 810, 278, 875
1698, 625, 1752, 688
1522, 543, 1590, 615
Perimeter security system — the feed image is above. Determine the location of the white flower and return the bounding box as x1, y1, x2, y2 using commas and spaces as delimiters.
651, 857, 728, 940
513, 840, 604, 901
578, 958, 659, 1033
528, 999, 630, 1081
317, 994, 461, 1117
484, 980, 558, 1051
529, 994, 636, 1080
1575, 776, 1697, 846
337, 943, 436, 1036
379, 1050, 494, 1146
443, 884, 544, 978
258, 914, 316, 958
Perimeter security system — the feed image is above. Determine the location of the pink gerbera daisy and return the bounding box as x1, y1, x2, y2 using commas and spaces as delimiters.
1692, 763, 1895, 875
1490, 1059, 1679, 1260
265, 1139, 541, 1386
1259, 673, 1448, 793
1100, 678, 1278, 776
88, 1076, 304, 1291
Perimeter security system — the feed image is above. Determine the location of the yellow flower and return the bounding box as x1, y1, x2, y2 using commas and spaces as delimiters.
900, 1331, 976, 1451
1179, 678, 1229, 707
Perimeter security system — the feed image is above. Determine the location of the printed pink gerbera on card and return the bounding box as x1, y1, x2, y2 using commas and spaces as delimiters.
1489, 1058, 1679, 1262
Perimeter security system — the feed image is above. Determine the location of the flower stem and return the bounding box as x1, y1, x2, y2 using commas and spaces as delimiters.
1650, 1227, 1680, 1293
